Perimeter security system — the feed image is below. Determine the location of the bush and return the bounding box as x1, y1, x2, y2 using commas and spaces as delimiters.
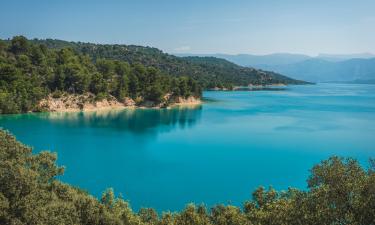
52, 90, 63, 98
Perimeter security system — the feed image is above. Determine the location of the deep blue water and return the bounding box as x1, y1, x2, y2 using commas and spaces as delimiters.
1, 83, 375, 212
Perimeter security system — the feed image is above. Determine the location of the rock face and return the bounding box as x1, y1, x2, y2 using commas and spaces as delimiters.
137, 95, 201, 108
38, 93, 130, 112
38, 93, 201, 112
173, 96, 201, 105
123, 97, 136, 107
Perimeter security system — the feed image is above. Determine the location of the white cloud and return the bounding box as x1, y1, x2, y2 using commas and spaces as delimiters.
174, 46, 191, 51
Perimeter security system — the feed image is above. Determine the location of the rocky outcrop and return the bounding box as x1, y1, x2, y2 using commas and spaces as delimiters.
38, 93, 135, 112
138, 94, 201, 108
173, 96, 202, 105
38, 93, 201, 112
123, 97, 136, 107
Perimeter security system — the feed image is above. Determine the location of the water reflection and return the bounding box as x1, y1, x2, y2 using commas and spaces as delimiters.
38, 105, 203, 135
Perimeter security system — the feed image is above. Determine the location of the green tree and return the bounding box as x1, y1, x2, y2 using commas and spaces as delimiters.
0, 36, 203, 114
145, 84, 164, 102
128, 72, 139, 98
63, 63, 90, 93
174, 204, 211, 225
10, 36, 29, 55
138, 208, 158, 225
90, 72, 108, 95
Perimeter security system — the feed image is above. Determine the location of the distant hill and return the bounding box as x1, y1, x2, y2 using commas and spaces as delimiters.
178, 53, 375, 83
317, 53, 375, 62
257, 58, 375, 83
25, 39, 308, 88
176, 53, 312, 67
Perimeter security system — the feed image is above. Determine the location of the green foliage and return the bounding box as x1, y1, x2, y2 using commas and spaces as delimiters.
0, 36, 202, 114
28, 38, 307, 88
146, 84, 164, 102
10, 36, 29, 55
1, 129, 374, 225
138, 208, 159, 225
1, 35, 309, 114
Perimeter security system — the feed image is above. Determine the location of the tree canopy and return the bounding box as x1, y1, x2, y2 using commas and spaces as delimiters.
27, 38, 308, 89
0, 36, 201, 114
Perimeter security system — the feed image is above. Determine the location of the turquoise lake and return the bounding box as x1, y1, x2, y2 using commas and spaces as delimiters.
1, 83, 374, 212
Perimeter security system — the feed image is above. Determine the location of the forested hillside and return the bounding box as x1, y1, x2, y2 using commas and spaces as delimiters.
0, 36, 309, 114
28, 38, 308, 88
0, 36, 201, 114
1, 129, 374, 225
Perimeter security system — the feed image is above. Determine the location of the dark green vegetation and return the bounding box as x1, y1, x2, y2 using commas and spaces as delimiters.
28, 38, 307, 88
0, 36, 309, 114
0, 36, 201, 114
1, 129, 374, 225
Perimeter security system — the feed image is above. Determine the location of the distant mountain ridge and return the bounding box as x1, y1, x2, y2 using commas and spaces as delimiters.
176, 53, 375, 83
176, 53, 312, 66
317, 53, 375, 62
259, 58, 375, 83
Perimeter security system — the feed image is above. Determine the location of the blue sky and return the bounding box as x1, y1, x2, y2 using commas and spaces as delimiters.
0, 0, 374, 55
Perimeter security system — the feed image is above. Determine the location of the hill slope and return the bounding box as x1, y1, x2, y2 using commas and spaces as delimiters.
28, 39, 308, 88
0, 36, 201, 114
177, 53, 312, 67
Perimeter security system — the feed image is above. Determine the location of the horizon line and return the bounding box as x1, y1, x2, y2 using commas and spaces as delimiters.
1, 35, 374, 58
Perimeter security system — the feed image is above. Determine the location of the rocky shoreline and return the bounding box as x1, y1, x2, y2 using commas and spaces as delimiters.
37, 93, 201, 113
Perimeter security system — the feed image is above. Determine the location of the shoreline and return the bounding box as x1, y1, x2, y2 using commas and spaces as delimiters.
36, 94, 202, 113
208, 82, 313, 91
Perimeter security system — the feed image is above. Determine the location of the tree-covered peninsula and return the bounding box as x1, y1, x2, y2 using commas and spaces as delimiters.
0, 36, 308, 114
0, 36, 201, 114
29, 38, 308, 89
0, 129, 374, 225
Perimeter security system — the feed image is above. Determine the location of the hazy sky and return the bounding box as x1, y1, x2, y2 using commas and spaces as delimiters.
0, 0, 374, 56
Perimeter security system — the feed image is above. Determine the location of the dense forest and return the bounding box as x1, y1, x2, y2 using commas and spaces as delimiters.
1, 129, 374, 225
27, 38, 308, 88
0, 36, 309, 114
0, 36, 201, 114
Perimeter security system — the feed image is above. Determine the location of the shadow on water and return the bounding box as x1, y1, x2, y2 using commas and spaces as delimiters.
201, 97, 220, 103
0, 105, 204, 197
17, 104, 203, 135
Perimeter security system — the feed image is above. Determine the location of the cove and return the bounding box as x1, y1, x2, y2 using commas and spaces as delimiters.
0, 83, 374, 212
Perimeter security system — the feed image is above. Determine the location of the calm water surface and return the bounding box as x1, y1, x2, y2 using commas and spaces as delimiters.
1, 83, 374, 211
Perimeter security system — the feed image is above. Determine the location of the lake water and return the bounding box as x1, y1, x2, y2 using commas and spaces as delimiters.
1, 83, 374, 212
